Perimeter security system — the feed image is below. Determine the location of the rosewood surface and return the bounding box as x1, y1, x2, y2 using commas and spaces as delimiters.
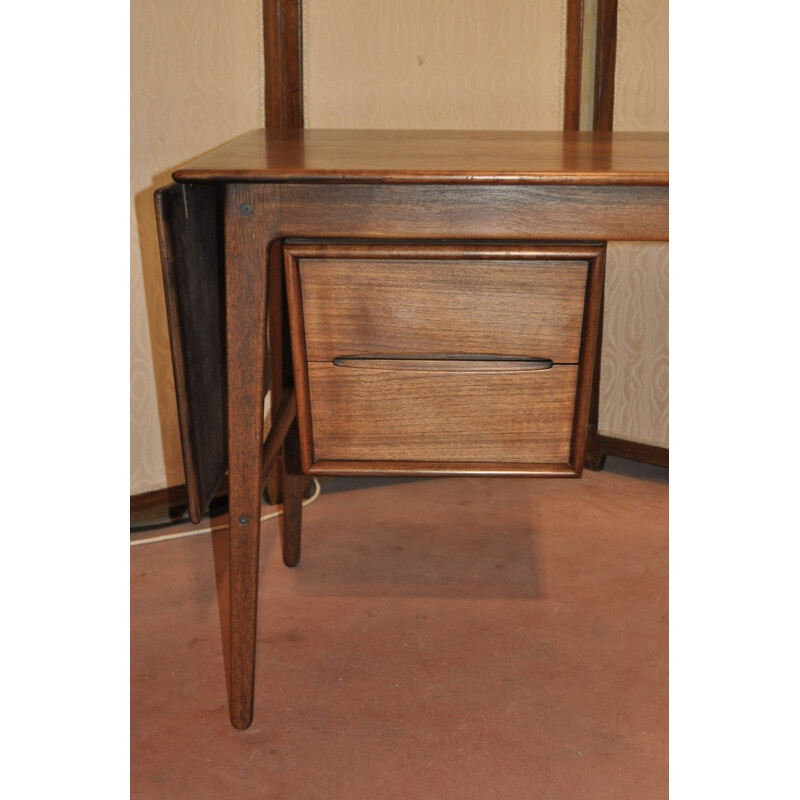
154, 183, 225, 523
157, 129, 668, 729
174, 129, 668, 186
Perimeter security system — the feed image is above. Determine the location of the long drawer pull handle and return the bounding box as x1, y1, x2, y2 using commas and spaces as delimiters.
331, 355, 554, 373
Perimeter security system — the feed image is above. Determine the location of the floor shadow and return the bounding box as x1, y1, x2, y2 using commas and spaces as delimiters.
602, 455, 669, 485
288, 477, 543, 600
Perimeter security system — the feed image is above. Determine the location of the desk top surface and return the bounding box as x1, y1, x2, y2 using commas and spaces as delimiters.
173, 129, 668, 186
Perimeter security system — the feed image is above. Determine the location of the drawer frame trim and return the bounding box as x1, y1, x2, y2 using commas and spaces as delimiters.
284, 240, 606, 476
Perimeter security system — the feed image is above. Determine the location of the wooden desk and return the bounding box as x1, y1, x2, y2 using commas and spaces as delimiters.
155, 129, 668, 729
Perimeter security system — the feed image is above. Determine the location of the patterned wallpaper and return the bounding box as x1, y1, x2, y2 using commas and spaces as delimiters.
303, 0, 567, 130
614, 0, 669, 133
130, 0, 264, 494
598, 0, 669, 447
600, 242, 669, 446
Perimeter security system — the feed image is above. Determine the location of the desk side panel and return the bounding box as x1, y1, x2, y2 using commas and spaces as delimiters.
155, 183, 227, 522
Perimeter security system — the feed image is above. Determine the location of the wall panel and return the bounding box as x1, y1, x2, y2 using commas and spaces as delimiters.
131, 0, 264, 495
600, 242, 668, 447
303, 0, 567, 130
613, 0, 668, 132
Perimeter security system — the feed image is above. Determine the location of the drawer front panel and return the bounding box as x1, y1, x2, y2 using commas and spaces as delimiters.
299, 258, 588, 363
307, 362, 579, 463
284, 241, 605, 475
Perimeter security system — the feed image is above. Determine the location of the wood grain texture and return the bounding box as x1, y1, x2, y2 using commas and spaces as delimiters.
158, 128, 665, 731
278, 184, 668, 242
284, 240, 606, 476
307, 363, 579, 464
564, 0, 585, 131
305, 460, 579, 478
224, 184, 278, 730
154, 182, 226, 523
263, 0, 303, 128
260, 388, 297, 483
568, 239, 605, 471
584, 243, 606, 470
593, 0, 618, 131
173, 129, 668, 185
598, 436, 668, 467
297, 258, 588, 363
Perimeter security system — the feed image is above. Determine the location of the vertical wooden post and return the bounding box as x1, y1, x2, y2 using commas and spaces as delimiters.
593, 0, 618, 131
563, 0, 585, 131
584, 0, 619, 466
263, 0, 304, 128
224, 184, 279, 729
262, 0, 312, 505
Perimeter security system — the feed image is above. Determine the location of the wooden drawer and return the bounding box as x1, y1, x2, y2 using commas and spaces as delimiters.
308, 361, 579, 463
298, 257, 588, 363
284, 241, 605, 476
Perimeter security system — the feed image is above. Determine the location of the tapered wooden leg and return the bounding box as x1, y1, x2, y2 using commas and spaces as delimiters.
280, 419, 304, 567
224, 184, 278, 730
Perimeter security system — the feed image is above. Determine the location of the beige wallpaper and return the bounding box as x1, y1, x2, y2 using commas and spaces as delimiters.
600, 242, 669, 446
303, 0, 567, 130
614, 0, 669, 132
131, 0, 264, 495
598, 0, 669, 448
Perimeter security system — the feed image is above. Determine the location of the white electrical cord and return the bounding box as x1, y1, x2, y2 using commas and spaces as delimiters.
130, 478, 322, 547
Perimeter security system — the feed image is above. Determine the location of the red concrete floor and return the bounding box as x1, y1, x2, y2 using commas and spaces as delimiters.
131, 458, 668, 799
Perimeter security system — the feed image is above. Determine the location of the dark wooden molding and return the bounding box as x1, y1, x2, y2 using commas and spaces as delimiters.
582, 424, 606, 471
130, 484, 194, 526
593, 0, 618, 131
599, 436, 668, 468
583, 262, 606, 469
583, 429, 668, 472
155, 183, 227, 523
563, 0, 584, 131
263, 0, 304, 129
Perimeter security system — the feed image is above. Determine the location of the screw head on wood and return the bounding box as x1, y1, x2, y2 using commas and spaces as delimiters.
238, 515, 249, 525
240, 203, 253, 216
